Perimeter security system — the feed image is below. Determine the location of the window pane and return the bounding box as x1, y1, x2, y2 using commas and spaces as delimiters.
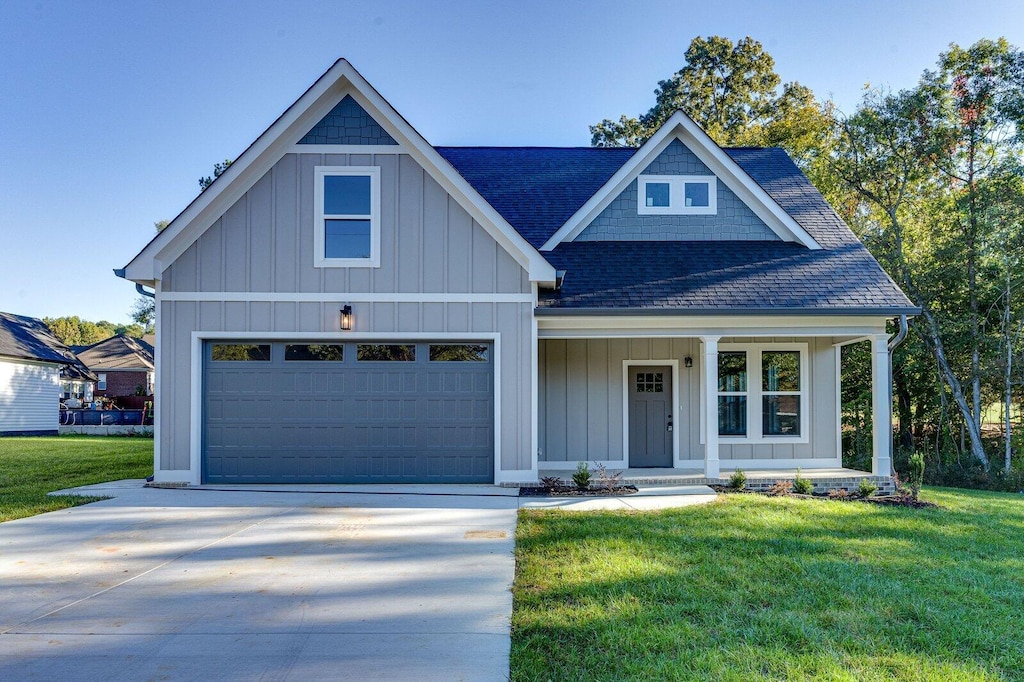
718, 396, 747, 436
718, 352, 747, 392
323, 174, 371, 215
644, 181, 670, 207
429, 344, 488, 361
285, 344, 344, 361
211, 344, 271, 361
357, 344, 415, 361
763, 351, 800, 391
685, 182, 709, 207
763, 395, 801, 436
325, 219, 371, 259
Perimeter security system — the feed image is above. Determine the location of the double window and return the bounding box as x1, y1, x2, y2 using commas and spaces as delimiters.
314, 166, 381, 267
715, 345, 806, 441
637, 175, 717, 215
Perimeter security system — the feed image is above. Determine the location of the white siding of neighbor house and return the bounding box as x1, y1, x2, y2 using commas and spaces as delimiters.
0, 358, 59, 434
538, 336, 838, 464
156, 152, 533, 477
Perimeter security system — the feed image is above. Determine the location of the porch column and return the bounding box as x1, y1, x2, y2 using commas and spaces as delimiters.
701, 335, 720, 479
871, 334, 892, 477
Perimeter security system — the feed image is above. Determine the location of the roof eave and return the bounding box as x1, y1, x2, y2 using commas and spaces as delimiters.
534, 306, 922, 317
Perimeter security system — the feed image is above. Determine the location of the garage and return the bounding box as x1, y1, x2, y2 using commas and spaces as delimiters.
202, 340, 494, 484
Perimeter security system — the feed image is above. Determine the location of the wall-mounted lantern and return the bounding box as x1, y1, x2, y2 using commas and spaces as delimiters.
684, 356, 693, 368
340, 305, 353, 331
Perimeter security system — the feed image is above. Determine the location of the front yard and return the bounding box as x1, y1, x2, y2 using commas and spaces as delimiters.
0, 436, 153, 522
512, 488, 1024, 681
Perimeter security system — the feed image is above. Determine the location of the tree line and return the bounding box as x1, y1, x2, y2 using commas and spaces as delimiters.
594, 36, 1024, 488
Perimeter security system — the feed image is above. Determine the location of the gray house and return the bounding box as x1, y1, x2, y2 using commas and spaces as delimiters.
118, 60, 916, 486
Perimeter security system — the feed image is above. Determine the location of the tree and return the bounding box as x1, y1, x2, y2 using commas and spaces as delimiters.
590, 36, 834, 167
199, 159, 233, 191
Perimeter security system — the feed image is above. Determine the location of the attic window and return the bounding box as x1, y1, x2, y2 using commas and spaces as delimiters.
637, 175, 717, 215
314, 166, 381, 267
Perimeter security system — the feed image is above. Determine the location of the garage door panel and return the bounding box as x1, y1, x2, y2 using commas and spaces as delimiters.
204, 340, 494, 484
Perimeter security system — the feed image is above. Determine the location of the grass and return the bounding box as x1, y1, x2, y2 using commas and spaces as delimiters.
512, 488, 1024, 681
0, 436, 153, 522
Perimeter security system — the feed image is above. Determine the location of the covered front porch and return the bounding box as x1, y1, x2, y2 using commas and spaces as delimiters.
534, 314, 898, 481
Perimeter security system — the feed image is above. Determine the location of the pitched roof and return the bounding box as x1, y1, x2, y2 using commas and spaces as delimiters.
76, 334, 155, 372
437, 145, 916, 314
0, 312, 96, 378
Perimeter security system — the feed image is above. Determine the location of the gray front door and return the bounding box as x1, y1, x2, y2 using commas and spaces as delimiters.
202, 340, 493, 484
628, 366, 672, 467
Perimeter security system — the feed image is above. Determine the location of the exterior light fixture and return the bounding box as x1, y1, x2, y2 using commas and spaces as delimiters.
340, 305, 353, 331
684, 356, 693, 368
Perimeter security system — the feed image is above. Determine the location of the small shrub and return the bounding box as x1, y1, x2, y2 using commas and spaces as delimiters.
857, 478, 879, 498
728, 469, 747, 491
792, 468, 814, 495
908, 452, 925, 500
766, 480, 793, 496
592, 463, 623, 493
828, 488, 851, 499
539, 476, 562, 490
572, 461, 591, 490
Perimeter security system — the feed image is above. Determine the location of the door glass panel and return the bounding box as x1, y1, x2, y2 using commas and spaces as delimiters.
285, 344, 344, 361
357, 344, 416, 361
211, 344, 271, 361
635, 372, 664, 393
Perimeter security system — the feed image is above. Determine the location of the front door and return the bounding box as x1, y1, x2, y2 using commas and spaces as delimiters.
628, 366, 673, 467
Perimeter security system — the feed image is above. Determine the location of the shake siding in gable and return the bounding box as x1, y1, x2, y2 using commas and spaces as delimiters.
155, 150, 534, 477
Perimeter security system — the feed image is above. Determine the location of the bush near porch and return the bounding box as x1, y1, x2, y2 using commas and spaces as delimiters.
512, 488, 1023, 681
0, 436, 152, 522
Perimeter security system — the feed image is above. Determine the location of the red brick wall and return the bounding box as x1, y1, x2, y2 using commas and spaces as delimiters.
96, 371, 151, 398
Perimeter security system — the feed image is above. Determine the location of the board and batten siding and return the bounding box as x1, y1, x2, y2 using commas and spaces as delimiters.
0, 358, 59, 434
162, 153, 530, 295
155, 151, 534, 479
538, 337, 838, 464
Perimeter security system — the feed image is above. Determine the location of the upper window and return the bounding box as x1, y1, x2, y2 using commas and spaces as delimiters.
637, 175, 717, 215
314, 166, 381, 267
97, 373, 107, 391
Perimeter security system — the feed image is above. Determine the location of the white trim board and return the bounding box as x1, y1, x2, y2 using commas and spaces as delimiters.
291, 144, 407, 154
159, 292, 535, 303
174, 331, 503, 486
540, 110, 820, 251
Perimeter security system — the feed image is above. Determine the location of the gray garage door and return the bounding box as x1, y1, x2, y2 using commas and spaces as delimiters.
202, 341, 493, 484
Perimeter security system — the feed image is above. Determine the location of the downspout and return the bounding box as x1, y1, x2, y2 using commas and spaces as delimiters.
135, 283, 155, 299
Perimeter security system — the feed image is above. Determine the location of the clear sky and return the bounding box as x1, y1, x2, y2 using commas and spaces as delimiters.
1, 0, 1021, 323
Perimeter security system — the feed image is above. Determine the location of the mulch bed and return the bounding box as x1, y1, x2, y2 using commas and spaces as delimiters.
709, 485, 938, 508
519, 485, 639, 497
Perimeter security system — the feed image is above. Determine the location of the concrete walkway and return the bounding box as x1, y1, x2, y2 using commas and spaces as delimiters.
0, 483, 518, 682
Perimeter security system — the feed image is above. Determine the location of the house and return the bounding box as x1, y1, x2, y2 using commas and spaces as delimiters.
0, 312, 95, 436
74, 334, 155, 399
118, 60, 917, 486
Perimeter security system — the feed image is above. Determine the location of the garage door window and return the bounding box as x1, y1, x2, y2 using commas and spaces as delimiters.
357, 344, 415, 361
211, 344, 271, 361
429, 344, 488, 361
285, 344, 344, 361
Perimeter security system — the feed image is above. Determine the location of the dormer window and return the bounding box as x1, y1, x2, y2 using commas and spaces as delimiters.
637, 175, 717, 215
314, 166, 381, 267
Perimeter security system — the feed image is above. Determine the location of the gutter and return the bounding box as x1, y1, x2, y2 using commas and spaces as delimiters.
534, 306, 923, 317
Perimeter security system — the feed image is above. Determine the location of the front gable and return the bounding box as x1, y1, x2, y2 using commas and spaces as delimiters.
575, 139, 780, 242
298, 95, 398, 146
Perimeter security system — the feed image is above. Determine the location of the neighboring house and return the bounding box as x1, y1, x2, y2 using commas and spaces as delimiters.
0, 312, 95, 436
75, 334, 155, 398
118, 60, 917, 486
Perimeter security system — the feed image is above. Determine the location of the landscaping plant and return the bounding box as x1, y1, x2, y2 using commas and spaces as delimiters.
857, 477, 879, 498
571, 461, 591, 490
728, 469, 747, 491
792, 468, 814, 495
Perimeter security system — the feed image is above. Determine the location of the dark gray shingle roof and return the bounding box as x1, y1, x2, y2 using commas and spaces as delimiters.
76, 334, 155, 372
436, 145, 916, 314
0, 312, 96, 378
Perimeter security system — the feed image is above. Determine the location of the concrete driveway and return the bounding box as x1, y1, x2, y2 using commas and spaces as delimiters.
0, 482, 518, 681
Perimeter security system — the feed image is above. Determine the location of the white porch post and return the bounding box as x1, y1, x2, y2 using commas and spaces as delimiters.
701, 336, 720, 479
871, 334, 893, 477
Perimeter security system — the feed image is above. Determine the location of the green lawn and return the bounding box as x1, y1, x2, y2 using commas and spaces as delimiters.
512, 488, 1024, 681
0, 436, 153, 522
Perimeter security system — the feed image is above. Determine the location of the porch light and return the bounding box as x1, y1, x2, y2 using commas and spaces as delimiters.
684, 356, 693, 368
340, 305, 353, 331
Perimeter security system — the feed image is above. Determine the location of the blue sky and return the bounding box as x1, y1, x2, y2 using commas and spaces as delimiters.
1, 0, 1021, 323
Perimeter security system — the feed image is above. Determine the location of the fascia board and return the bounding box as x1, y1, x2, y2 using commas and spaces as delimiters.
540, 111, 821, 251
123, 59, 556, 285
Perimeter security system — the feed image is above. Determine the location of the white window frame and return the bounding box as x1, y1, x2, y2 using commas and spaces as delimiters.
314, 166, 381, 268
97, 373, 107, 391
718, 343, 809, 444
637, 175, 717, 216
